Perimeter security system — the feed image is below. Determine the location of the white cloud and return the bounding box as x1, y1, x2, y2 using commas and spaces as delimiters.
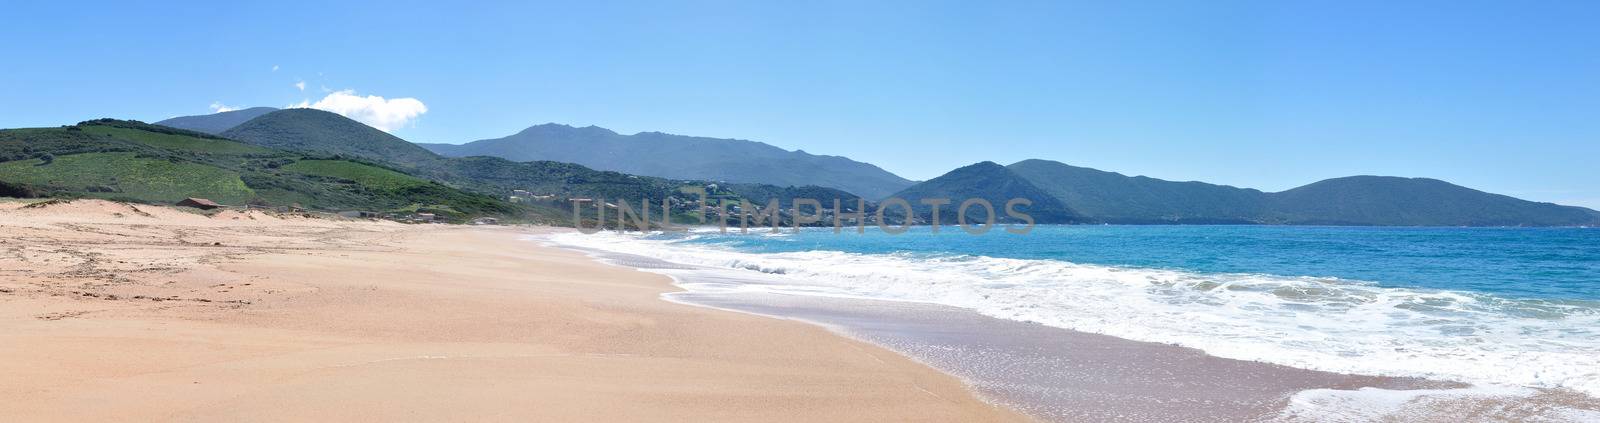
294, 80, 306, 91
272, 65, 279, 72
209, 101, 239, 113
287, 90, 427, 132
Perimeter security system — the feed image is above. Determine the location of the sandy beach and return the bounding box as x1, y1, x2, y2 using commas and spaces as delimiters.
0, 199, 1022, 422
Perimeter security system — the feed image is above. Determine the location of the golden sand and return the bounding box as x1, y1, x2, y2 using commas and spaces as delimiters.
0, 199, 1023, 422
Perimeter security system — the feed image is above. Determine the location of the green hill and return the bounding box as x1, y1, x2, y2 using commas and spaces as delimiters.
221, 108, 441, 165
0, 119, 517, 220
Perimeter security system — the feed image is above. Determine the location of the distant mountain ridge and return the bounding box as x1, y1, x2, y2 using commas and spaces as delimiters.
896, 159, 1600, 226
139, 108, 1600, 227
418, 123, 915, 199
155, 107, 278, 134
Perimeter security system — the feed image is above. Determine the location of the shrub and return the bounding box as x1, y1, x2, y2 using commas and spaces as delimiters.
0, 180, 39, 198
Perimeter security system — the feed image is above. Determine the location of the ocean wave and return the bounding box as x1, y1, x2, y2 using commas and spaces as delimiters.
547, 231, 1600, 396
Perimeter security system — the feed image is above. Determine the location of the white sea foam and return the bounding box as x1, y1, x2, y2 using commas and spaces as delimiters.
546, 231, 1600, 397
1280, 385, 1523, 421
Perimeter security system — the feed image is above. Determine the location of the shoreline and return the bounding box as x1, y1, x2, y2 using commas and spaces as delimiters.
0, 200, 1023, 421
554, 242, 1442, 421
546, 231, 1600, 422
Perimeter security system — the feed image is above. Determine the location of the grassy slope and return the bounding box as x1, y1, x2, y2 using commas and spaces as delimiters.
0, 127, 144, 161
0, 152, 255, 204
278, 159, 516, 217
283, 160, 427, 191
80, 125, 272, 155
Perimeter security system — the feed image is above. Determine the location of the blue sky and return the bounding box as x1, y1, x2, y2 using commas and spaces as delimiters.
3, 1, 1598, 208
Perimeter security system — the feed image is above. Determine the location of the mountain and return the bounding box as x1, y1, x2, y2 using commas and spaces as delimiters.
418, 123, 914, 199
888, 161, 1080, 224
221, 108, 440, 165
1006, 159, 1600, 226
154, 107, 278, 134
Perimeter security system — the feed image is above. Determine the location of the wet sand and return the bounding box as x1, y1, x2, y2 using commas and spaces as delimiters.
676, 292, 1439, 422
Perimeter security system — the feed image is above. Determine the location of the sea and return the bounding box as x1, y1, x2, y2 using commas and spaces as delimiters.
546, 225, 1600, 421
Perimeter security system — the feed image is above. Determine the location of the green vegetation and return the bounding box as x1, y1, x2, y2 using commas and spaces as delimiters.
273, 159, 516, 217
424, 156, 688, 201
0, 127, 144, 162
721, 183, 863, 210
0, 152, 255, 204
80, 125, 271, 154
283, 160, 427, 191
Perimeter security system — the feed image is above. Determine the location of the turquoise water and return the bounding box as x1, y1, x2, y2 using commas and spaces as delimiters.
551, 225, 1600, 395
674, 225, 1600, 301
